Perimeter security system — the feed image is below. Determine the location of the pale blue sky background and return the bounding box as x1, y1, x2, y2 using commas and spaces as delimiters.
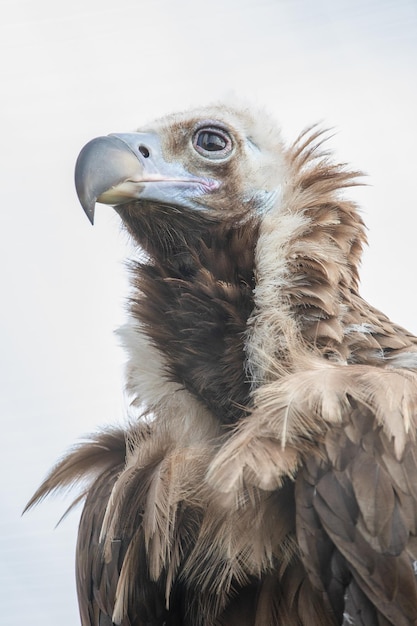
1, 1, 417, 624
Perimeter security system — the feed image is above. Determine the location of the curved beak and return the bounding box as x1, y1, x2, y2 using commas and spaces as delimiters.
75, 134, 149, 224
74, 132, 220, 224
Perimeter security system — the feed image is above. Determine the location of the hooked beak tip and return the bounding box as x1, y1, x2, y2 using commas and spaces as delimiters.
84, 205, 95, 225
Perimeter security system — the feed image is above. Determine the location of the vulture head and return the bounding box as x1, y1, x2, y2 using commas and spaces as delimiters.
75, 104, 284, 231
28, 102, 417, 626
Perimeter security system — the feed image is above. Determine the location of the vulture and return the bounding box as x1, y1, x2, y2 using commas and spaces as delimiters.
27, 103, 417, 626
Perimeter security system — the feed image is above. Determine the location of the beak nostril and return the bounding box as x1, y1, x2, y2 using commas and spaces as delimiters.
139, 145, 150, 158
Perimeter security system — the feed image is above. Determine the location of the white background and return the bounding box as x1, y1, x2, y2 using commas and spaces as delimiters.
1, 1, 416, 624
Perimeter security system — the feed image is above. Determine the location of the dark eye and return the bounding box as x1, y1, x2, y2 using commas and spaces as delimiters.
193, 127, 233, 159
197, 132, 226, 151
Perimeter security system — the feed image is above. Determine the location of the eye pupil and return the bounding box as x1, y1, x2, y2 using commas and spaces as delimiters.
197, 131, 227, 152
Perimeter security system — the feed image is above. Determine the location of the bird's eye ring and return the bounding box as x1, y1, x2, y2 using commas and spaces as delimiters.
193, 127, 233, 159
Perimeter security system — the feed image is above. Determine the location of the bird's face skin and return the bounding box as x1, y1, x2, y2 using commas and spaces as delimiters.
75, 104, 285, 233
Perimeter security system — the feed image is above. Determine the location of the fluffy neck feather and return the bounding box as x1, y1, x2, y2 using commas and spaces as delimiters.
120, 209, 260, 424
245, 127, 367, 386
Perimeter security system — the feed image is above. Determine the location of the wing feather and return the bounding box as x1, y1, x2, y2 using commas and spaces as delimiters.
297, 400, 417, 625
